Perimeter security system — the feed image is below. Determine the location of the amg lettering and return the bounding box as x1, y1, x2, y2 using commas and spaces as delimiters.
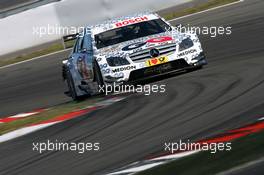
112, 66, 136, 73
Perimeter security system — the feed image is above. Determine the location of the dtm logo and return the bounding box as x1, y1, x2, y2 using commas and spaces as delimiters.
178, 49, 197, 57
112, 66, 136, 73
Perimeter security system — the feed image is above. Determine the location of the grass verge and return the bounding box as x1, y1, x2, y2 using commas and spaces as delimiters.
138, 129, 264, 175
162, 0, 240, 20
0, 97, 104, 135
0, 43, 64, 67
64, 39, 76, 49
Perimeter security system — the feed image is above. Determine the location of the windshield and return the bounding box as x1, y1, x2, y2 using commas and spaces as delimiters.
95, 19, 171, 49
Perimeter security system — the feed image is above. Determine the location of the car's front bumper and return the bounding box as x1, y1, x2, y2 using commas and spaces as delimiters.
128, 53, 207, 81
103, 52, 207, 84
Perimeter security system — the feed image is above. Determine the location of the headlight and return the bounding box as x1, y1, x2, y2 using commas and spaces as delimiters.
106, 57, 130, 67
179, 38, 194, 51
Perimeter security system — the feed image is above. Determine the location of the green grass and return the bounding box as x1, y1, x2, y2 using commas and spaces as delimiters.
162, 0, 239, 20
0, 39, 77, 68
64, 39, 76, 49
0, 97, 104, 135
138, 130, 264, 175
0, 43, 64, 67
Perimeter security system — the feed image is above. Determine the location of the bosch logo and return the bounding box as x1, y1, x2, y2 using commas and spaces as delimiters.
115, 16, 149, 27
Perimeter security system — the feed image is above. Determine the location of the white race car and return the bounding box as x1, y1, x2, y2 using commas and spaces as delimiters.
62, 12, 207, 100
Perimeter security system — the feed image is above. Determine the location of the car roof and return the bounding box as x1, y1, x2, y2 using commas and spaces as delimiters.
87, 12, 160, 35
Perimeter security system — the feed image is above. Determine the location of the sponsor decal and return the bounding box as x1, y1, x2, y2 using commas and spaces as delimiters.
102, 69, 110, 74
112, 66, 136, 73
132, 47, 144, 53
115, 16, 149, 27
77, 56, 92, 79
122, 42, 146, 51
96, 57, 102, 62
113, 72, 124, 77
147, 36, 173, 43
178, 49, 197, 57
145, 56, 168, 67
99, 63, 108, 69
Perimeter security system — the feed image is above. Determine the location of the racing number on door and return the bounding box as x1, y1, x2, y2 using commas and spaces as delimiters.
145, 56, 168, 67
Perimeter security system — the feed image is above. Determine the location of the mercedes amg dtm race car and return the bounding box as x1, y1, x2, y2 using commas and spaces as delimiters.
62, 12, 207, 100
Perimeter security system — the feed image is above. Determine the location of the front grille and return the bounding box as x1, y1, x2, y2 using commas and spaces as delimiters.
129, 43, 176, 62
129, 59, 190, 81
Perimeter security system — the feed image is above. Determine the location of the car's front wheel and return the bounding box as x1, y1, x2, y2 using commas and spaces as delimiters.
94, 62, 105, 94
66, 71, 83, 101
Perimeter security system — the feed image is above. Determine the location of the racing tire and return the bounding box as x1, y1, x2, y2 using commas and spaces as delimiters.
94, 62, 105, 94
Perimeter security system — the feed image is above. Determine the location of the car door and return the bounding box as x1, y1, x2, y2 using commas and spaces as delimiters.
76, 32, 94, 82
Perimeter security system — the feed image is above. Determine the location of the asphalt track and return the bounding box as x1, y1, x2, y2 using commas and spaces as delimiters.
228, 159, 264, 175
0, 50, 71, 117
1, 0, 264, 174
